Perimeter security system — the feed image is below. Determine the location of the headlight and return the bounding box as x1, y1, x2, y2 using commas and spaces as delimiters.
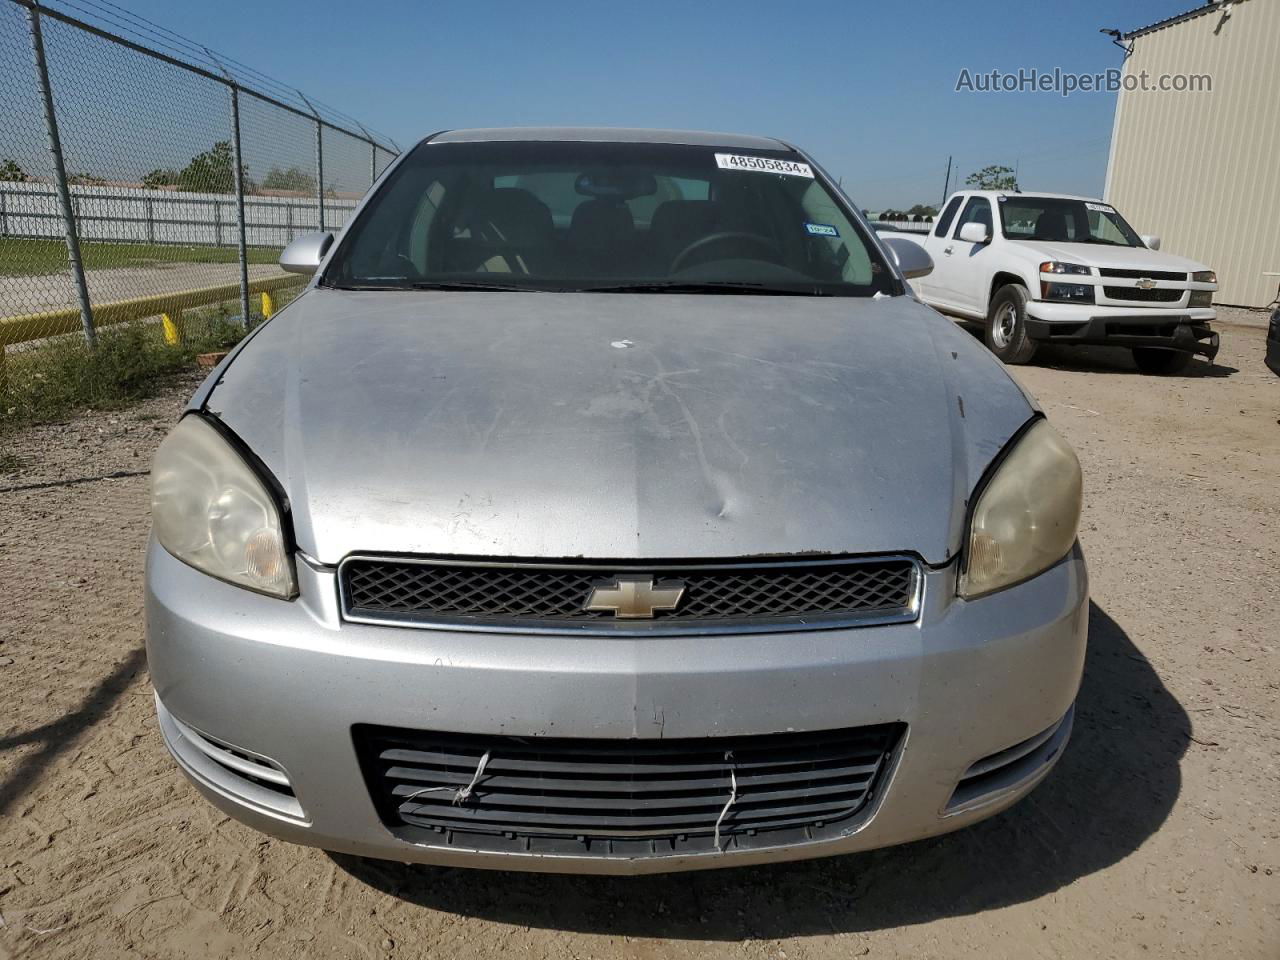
1039, 261, 1091, 276
151, 416, 296, 598
1192, 270, 1217, 284
959, 420, 1082, 599
1189, 290, 1213, 307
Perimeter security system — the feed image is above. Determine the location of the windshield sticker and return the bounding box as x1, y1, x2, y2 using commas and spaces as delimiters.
1086, 202, 1115, 213
804, 222, 840, 237
715, 153, 814, 178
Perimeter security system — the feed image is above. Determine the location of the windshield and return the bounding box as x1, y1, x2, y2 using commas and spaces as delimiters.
322, 140, 894, 296
998, 196, 1144, 247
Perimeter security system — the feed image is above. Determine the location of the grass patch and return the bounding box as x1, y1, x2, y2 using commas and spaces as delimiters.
1, 303, 250, 433
0, 237, 283, 277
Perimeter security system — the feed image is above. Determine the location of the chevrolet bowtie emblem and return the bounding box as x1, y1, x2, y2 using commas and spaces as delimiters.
584, 575, 686, 619
1135, 277, 1157, 290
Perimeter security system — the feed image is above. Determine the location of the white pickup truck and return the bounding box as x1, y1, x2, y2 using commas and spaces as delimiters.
881, 190, 1219, 374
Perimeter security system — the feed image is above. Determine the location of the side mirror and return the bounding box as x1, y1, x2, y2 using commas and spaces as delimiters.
1141, 234, 1162, 251
280, 231, 335, 275
957, 221, 991, 245
882, 236, 934, 279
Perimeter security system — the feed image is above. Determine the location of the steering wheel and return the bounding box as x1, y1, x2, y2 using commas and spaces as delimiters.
669, 231, 782, 274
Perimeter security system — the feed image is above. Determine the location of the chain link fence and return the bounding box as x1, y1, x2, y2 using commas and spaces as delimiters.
0, 0, 397, 432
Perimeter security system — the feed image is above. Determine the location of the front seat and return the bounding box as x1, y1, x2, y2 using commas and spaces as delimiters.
567, 199, 636, 276
459, 187, 555, 274
1034, 211, 1069, 242
648, 200, 723, 270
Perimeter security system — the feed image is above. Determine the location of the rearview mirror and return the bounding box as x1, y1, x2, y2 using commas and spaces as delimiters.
280, 231, 335, 275
882, 236, 934, 280
958, 222, 990, 245
1141, 234, 1162, 251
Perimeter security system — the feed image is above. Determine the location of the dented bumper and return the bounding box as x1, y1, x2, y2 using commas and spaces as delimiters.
146, 539, 1088, 874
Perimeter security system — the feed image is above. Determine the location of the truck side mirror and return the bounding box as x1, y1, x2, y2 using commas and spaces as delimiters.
957, 222, 990, 245
1140, 234, 1162, 251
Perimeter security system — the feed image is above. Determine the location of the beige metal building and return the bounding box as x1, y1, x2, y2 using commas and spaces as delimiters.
1105, 0, 1280, 307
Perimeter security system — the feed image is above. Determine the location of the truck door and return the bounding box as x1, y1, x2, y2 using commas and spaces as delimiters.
933, 195, 995, 316
911, 194, 963, 301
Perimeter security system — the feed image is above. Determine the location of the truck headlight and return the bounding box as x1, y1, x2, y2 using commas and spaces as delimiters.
959, 420, 1082, 599
1191, 270, 1217, 284
151, 415, 296, 598
1189, 290, 1213, 307
1039, 261, 1091, 276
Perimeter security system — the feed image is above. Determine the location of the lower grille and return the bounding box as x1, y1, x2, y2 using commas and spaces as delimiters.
340, 555, 919, 634
1103, 286, 1183, 303
355, 723, 903, 857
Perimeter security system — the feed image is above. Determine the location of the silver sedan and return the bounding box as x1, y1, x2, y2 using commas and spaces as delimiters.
146, 127, 1087, 874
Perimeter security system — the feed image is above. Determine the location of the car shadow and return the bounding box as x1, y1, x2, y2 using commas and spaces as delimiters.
955, 323, 1237, 377
332, 602, 1187, 938
1032, 343, 1237, 378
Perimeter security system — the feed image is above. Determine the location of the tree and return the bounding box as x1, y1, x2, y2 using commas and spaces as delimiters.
261, 165, 316, 194
964, 165, 1019, 191
908, 203, 938, 218
177, 141, 245, 193
0, 159, 28, 182
142, 168, 179, 189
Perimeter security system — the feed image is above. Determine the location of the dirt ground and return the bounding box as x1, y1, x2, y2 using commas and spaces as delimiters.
1, 310, 1277, 959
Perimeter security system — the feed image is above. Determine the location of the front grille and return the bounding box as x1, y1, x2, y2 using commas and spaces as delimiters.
341, 555, 919, 634
1098, 268, 1187, 281
355, 723, 903, 856
1103, 286, 1184, 303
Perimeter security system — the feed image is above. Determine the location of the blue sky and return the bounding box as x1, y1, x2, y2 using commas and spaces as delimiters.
19, 0, 1196, 209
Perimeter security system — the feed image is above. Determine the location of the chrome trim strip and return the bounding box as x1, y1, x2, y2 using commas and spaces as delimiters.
155, 693, 308, 823
335, 553, 924, 637
171, 714, 292, 788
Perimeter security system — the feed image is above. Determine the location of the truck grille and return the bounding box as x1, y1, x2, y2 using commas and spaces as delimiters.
1103, 286, 1183, 303
1098, 268, 1187, 281
355, 723, 903, 856
340, 555, 919, 634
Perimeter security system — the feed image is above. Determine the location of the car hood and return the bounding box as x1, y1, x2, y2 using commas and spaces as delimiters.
201, 290, 1036, 566
1013, 240, 1210, 274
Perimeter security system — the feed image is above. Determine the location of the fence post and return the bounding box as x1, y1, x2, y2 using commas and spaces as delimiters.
227, 86, 251, 328
26, 3, 95, 346
0, 188, 7, 237
314, 121, 325, 231
297, 90, 324, 232
145, 195, 154, 244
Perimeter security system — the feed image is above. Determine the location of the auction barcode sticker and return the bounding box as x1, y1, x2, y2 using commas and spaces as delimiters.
1085, 202, 1115, 213
715, 153, 814, 178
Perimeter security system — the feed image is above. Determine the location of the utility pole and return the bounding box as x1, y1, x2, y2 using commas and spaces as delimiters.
941, 155, 952, 208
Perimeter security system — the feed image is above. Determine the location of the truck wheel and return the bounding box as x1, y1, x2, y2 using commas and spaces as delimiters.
985, 285, 1038, 364
1132, 347, 1194, 375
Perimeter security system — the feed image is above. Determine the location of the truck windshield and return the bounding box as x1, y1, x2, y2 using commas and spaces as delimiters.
998, 196, 1144, 247
322, 140, 894, 297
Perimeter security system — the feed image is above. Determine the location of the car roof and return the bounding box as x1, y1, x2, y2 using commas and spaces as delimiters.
428, 127, 792, 151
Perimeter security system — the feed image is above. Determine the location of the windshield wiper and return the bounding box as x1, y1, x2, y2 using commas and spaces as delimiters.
582, 281, 832, 296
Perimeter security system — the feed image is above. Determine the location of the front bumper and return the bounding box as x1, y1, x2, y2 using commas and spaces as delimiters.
1025, 302, 1219, 360
145, 540, 1088, 874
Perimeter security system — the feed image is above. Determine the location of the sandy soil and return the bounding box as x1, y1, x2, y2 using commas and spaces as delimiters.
1, 311, 1277, 959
